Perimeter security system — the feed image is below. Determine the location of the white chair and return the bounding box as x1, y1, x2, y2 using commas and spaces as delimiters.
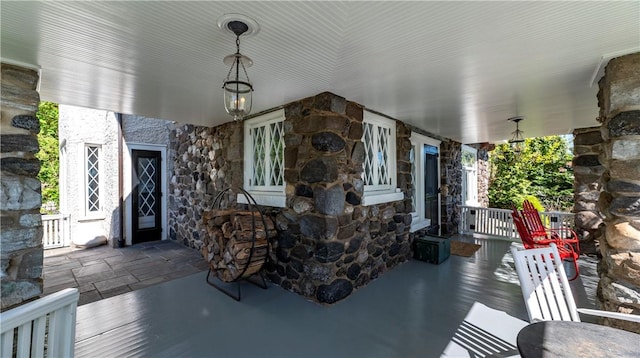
511, 243, 640, 323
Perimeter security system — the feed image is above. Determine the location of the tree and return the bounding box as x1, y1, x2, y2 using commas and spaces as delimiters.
36, 101, 59, 213
488, 135, 573, 211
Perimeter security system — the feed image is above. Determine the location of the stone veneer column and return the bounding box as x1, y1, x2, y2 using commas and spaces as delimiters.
440, 141, 462, 235
476, 144, 492, 208
572, 127, 604, 255
1, 64, 43, 309
596, 52, 640, 333
266, 92, 412, 304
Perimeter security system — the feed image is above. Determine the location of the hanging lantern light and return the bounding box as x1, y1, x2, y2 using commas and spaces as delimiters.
222, 20, 253, 121
508, 116, 525, 154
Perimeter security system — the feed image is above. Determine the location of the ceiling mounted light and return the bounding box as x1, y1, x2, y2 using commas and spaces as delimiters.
508, 116, 525, 155
221, 18, 255, 121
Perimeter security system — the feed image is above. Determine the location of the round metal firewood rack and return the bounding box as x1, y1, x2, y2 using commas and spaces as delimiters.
205, 187, 270, 301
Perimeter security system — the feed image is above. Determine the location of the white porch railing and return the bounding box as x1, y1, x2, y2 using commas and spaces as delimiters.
540, 211, 576, 240
460, 206, 518, 239
459, 206, 575, 240
42, 214, 70, 249
1, 288, 79, 358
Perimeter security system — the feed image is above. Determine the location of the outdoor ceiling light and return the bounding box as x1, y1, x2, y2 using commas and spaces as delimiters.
508, 116, 525, 155
222, 20, 253, 121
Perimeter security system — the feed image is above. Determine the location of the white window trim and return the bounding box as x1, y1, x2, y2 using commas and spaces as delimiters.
409, 132, 441, 233
239, 109, 286, 207
80, 143, 105, 220
361, 111, 403, 206
461, 144, 479, 206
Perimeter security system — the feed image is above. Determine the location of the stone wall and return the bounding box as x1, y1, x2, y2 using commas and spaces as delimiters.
265, 93, 413, 304
168, 122, 243, 250
440, 140, 462, 235
572, 127, 604, 255
1, 63, 43, 309
595, 52, 640, 333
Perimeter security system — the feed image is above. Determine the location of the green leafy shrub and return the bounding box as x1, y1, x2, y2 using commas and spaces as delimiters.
36, 101, 59, 214
489, 135, 574, 211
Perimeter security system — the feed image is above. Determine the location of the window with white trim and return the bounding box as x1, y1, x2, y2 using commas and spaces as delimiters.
241, 109, 286, 207
461, 145, 478, 206
361, 111, 403, 205
84, 144, 102, 216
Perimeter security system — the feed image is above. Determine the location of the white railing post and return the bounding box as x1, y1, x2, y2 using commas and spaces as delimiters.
0, 288, 79, 358
459, 206, 478, 236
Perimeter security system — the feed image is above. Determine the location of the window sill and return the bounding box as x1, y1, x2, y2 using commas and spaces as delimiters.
237, 192, 286, 208
77, 214, 106, 222
361, 191, 404, 206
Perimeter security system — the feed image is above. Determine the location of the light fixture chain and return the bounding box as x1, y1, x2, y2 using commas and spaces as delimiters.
240, 60, 251, 86
223, 61, 235, 87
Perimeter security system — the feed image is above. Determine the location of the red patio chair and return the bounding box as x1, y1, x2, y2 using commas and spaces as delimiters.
521, 200, 580, 255
511, 208, 579, 281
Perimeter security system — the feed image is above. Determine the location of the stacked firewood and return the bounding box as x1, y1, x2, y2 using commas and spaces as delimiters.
202, 209, 276, 282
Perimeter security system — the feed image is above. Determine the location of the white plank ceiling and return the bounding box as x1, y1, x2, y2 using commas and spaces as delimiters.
2, 1, 638, 144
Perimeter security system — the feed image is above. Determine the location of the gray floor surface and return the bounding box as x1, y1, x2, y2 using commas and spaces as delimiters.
70, 237, 599, 358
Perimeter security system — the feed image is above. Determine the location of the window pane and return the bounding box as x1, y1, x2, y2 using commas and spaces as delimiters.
249, 117, 285, 190
462, 150, 476, 168
269, 121, 284, 186
409, 146, 416, 212
138, 158, 156, 217
86, 146, 100, 212
376, 126, 390, 185
252, 126, 266, 186
363, 123, 374, 185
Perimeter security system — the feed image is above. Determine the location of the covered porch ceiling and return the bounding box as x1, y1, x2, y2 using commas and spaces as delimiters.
1, 1, 638, 144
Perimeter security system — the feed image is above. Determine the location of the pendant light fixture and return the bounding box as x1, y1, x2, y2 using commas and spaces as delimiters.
508, 116, 525, 154
221, 18, 255, 121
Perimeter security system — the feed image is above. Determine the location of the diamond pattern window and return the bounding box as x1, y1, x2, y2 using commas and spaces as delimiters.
362, 112, 396, 193
85, 145, 101, 214
138, 157, 156, 217
244, 110, 286, 206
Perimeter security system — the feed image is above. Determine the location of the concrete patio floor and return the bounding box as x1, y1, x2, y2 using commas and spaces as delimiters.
43, 240, 209, 305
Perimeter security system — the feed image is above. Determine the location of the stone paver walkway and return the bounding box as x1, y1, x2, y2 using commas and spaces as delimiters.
43, 240, 209, 306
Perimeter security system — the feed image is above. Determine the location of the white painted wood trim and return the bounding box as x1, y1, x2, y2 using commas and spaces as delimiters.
79, 142, 105, 220
243, 109, 286, 192
409, 132, 441, 234
410, 219, 431, 233
237, 192, 286, 208
1, 288, 79, 358
361, 191, 404, 206
362, 111, 397, 193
